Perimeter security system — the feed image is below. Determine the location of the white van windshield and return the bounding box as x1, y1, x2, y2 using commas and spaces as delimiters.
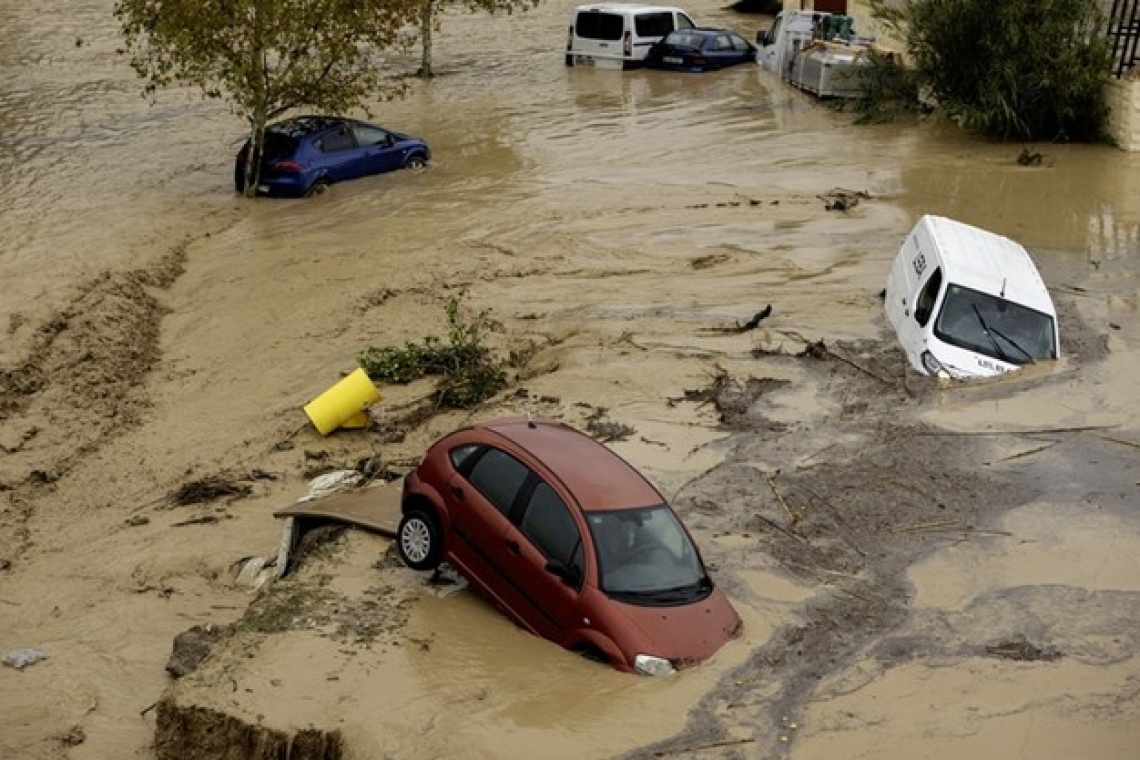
934, 284, 1056, 365
587, 505, 709, 605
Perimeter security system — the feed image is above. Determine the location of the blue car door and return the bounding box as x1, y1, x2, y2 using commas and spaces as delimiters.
313, 124, 365, 181
350, 123, 403, 175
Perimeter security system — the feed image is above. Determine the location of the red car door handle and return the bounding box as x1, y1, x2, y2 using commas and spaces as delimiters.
506, 540, 521, 555
450, 485, 465, 500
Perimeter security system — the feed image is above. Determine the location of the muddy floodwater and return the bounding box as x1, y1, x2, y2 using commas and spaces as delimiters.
2, 1, 1140, 759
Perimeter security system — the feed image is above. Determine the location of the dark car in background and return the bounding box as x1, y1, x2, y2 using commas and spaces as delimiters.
397, 417, 742, 676
234, 116, 430, 198
644, 28, 757, 72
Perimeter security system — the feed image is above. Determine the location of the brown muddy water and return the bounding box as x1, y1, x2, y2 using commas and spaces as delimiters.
2, 1, 1140, 759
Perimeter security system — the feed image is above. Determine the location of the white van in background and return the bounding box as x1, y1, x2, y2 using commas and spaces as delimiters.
566, 4, 697, 69
884, 215, 1060, 380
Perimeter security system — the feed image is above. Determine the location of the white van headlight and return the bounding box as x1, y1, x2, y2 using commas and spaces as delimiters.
634, 654, 676, 677
921, 351, 945, 376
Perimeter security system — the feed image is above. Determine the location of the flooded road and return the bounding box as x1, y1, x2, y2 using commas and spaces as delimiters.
2, 1, 1139, 759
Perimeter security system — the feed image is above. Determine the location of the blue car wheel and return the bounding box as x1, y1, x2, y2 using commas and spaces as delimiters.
305, 177, 331, 197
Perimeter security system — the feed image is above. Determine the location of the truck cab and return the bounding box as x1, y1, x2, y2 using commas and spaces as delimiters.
756, 10, 837, 74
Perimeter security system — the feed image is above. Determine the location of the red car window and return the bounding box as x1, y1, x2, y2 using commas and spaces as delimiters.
465, 448, 530, 516
520, 482, 584, 579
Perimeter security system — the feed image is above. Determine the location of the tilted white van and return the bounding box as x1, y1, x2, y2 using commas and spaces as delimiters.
884, 215, 1060, 379
566, 4, 697, 69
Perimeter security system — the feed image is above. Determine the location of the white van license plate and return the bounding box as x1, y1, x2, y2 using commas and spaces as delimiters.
574, 55, 595, 66
664, 56, 683, 64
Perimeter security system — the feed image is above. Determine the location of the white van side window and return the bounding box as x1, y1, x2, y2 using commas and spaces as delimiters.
635, 12, 678, 37
913, 267, 942, 327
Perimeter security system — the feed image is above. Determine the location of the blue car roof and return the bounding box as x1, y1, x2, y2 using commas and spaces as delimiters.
267, 116, 347, 138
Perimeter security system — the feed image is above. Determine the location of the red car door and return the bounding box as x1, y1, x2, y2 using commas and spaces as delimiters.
447, 448, 536, 626
500, 481, 589, 644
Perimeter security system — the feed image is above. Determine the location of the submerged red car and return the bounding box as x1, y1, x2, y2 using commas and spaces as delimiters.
397, 417, 742, 675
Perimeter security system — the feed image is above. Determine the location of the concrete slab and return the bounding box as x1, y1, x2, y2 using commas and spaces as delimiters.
273, 483, 403, 537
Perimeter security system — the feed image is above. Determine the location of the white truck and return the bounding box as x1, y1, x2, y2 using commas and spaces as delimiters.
755, 10, 870, 99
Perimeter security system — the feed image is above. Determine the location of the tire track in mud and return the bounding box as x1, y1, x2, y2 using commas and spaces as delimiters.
0, 240, 189, 567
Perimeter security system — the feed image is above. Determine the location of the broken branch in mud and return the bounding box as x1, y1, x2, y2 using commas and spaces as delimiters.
1094, 434, 1140, 450
168, 475, 254, 507
584, 407, 636, 443
753, 511, 813, 545
887, 519, 1012, 537
913, 424, 1117, 437
887, 518, 961, 534
992, 441, 1060, 463
765, 473, 801, 530
678, 366, 789, 426
758, 331, 898, 387
819, 187, 870, 212
700, 305, 773, 334
170, 515, 221, 528
654, 737, 757, 757
984, 636, 1061, 662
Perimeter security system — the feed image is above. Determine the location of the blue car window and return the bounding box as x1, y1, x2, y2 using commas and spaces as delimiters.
352, 124, 392, 148
318, 127, 356, 153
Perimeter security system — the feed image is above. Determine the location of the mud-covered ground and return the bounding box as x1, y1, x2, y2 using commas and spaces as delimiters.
153, 296, 1139, 760
2, 1, 1140, 759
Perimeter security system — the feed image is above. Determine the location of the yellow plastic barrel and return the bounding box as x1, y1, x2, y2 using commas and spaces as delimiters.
303, 368, 381, 436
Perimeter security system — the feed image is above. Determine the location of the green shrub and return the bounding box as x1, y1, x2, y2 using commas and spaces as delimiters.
853, 49, 923, 124
870, 0, 1112, 141
358, 291, 507, 410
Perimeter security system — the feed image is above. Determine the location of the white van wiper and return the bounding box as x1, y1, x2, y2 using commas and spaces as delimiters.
987, 324, 1035, 364
972, 304, 1013, 364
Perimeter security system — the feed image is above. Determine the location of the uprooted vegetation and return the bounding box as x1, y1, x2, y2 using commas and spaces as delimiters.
165, 469, 278, 507
357, 291, 507, 409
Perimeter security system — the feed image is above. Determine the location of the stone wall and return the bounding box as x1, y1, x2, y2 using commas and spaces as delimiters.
848, 0, 907, 54
1105, 77, 1140, 152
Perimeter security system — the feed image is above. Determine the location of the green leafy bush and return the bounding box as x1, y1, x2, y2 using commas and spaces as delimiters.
871, 0, 1112, 141
854, 49, 923, 124
358, 292, 506, 409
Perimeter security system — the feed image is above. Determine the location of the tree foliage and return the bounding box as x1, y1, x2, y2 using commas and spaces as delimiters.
871, 0, 1112, 141
413, 0, 539, 77
115, 0, 421, 195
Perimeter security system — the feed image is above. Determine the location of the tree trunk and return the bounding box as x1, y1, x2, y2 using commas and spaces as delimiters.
419, 0, 434, 78
243, 103, 268, 199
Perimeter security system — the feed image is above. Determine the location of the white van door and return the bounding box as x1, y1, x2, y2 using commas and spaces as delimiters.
886, 228, 943, 372
902, 263, 944, 368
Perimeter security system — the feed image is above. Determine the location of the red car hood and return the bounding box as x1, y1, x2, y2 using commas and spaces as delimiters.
611, 587, 742, 667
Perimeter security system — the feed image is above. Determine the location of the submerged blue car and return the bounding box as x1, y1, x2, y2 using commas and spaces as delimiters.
234, 116, 430, 198
644, 28, 757, 72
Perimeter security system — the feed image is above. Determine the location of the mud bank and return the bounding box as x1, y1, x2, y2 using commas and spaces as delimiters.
154, 701, 343, 760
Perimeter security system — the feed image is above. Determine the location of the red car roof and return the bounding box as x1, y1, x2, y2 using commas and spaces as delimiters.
478, 418, 664, 512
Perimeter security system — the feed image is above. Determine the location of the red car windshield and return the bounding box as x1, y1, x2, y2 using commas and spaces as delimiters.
587, 505, 710, 604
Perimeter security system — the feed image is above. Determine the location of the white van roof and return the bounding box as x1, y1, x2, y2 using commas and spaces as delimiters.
919, 215, 1055, 316
574, 3, 688, 13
